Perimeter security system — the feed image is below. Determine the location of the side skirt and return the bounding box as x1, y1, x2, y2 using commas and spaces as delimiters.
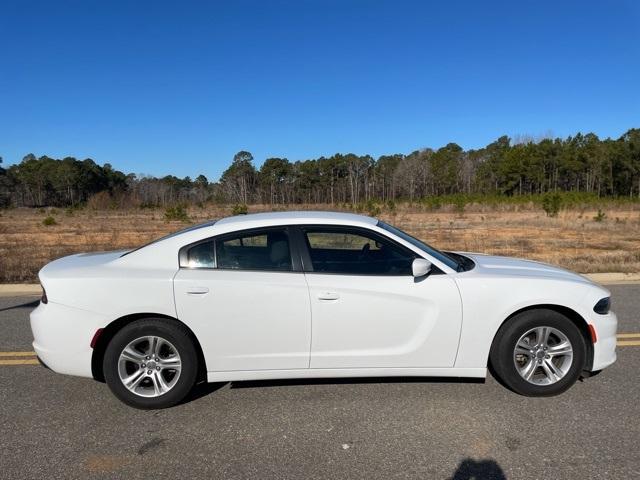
207, 367, 487, 383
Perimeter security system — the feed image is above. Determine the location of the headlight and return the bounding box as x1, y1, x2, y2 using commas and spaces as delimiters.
593, 297, 610, 315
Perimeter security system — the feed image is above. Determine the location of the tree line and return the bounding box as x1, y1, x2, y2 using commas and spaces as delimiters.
1, 128, 639, 209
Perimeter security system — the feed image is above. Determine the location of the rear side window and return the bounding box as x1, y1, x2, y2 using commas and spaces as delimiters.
303, 228, 415, 275
186, 240, 215, 268
184, 228, 293, 271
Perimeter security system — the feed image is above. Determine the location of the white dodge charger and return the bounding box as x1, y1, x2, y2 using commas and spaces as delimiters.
31, 211, 617, 409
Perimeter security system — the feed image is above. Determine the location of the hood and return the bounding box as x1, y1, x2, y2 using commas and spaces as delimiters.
460, 252, 594, 285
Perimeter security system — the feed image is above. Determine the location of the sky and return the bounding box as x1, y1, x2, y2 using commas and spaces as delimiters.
1, 0, 639, 181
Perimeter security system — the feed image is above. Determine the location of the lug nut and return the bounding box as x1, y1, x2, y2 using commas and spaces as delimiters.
147, 370, 152, 374
156, 366, 160, 370
142, 363, 146, 368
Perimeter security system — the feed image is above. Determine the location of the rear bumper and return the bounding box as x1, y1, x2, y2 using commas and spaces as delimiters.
30, 302, 108, 378
590, 310, 617, 371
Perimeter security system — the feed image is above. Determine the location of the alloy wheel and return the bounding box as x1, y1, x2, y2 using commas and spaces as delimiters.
513, 326, 574, 386
117, 336, 182, 397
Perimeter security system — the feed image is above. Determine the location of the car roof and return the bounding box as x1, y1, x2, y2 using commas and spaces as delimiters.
215, 210, 378, 228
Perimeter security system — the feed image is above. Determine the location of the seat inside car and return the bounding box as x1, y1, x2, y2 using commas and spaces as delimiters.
267, 232, 291, 270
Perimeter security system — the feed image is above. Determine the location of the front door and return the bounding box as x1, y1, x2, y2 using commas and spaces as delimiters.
300, 226, 462, 369
174, 227, 311, 372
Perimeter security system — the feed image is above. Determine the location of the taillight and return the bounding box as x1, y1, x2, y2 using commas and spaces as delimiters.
41, 286, 48, 304
90, 328, 104, 348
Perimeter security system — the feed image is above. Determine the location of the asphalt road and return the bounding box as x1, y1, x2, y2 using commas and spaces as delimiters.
1, 286, 639, 479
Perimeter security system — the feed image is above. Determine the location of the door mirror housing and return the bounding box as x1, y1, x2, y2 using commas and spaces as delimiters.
412, 258, 432, 278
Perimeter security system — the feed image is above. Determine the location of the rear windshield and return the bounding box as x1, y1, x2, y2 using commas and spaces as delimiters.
121, 220, 217, 257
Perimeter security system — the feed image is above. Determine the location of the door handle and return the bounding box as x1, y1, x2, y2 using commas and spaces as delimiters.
186, 286, 209, 295
317, 291, 340, 301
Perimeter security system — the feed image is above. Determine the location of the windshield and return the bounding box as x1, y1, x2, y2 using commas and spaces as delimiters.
377, 220, 460, 271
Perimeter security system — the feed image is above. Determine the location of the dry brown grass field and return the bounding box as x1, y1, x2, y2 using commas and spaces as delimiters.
1, 203, 639, 283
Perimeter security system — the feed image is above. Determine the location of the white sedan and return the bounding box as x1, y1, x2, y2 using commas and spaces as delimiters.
31, 211, 617, 409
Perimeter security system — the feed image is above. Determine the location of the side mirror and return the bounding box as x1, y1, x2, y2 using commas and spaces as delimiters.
412, 258, 432, 278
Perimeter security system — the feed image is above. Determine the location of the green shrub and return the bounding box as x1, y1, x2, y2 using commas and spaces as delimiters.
42, 216, 57, 226
65, 204, 82, 216
232, 204, 248, 215
164, 204, 190, 222
541, 192, 562, 217
422, 196, 442, 210
365, 199, 381, 217
386, 199, 397, 214
451, 194, 467, 214
594, 209, 606, 222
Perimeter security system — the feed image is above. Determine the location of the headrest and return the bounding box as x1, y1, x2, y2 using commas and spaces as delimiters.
269, 240, 289, 264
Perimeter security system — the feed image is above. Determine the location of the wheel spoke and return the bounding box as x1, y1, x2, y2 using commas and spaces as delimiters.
536, 327, 550, 347
120, 347, 144, 363
157, 371, 171, 393
151, 371, 169, 395
515, 341, 533, 356
542, 359, 562, 382
153, 337, 165, 357
521, 359, 538, 381
122, 369, 145, 391
160, 357, 181, 371
547, 341, 572, 357
147, 336, 159, 357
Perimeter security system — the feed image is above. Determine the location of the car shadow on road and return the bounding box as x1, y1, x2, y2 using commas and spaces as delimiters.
449, 458, 507, 480
229, 376, 486, 389
179, 381, 228, 404
0, 299, 40, 312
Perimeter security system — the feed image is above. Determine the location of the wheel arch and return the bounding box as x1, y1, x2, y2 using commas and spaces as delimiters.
490, 304, 594, 371
91, 313, 207, 382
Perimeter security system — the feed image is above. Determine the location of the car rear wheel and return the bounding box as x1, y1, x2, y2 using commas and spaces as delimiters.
103, 318, 198, 409
490, 309, 587, 396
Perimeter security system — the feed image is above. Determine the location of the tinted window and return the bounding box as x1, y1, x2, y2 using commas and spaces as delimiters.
303, 228, 414, 275
377, 221, 460, 271
216, 228, 292, 271
186, 240, 215, 268
123, 220, 217, 257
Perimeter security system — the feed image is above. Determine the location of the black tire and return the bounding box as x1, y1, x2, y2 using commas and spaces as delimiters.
103, 318, 198, 409
489, 309, 587, 397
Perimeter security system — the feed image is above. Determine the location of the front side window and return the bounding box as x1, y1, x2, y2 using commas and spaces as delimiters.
303, 228, 415, 275
377, 220, 460, 271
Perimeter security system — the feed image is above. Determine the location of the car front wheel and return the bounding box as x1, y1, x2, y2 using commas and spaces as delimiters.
103, 318, 198, 409
490, 309, 587, 396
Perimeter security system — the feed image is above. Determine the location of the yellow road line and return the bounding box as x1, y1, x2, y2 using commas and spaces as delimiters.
0, 335, 632, 366
0, 359, 40, 365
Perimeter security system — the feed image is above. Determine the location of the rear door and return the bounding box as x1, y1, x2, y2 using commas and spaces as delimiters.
299, 226, 462, 369
174, 226, 311, 372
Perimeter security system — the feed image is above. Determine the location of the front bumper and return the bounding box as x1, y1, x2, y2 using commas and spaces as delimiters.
590, 310, 617, 371
30, 301, 108, 378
